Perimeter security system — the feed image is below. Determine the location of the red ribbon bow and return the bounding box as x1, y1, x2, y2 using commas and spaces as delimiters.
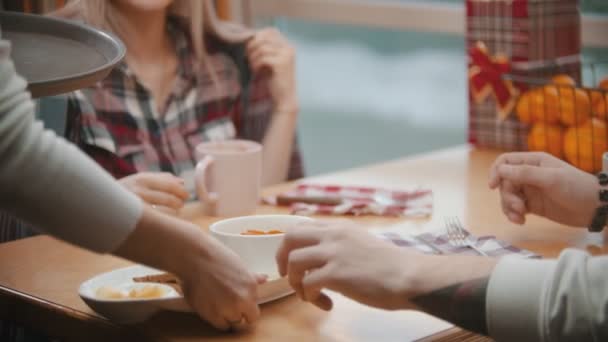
469, 42, 519, 120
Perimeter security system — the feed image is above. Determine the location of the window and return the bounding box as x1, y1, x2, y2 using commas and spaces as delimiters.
278, 19, 467, 174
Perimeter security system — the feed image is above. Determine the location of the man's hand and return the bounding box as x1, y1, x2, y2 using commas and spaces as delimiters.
489, 152, 599, 227
276, 221, 498, 335
276, 221, 418, 311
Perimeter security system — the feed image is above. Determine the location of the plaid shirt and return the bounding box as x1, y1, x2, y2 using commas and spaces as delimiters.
66, 18, 303, 192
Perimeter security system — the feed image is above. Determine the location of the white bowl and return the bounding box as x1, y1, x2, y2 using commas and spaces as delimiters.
209, 215, 314, 278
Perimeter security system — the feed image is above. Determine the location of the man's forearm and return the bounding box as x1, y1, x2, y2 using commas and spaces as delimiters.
405, 256, 497, 336
412, 277, 490, 335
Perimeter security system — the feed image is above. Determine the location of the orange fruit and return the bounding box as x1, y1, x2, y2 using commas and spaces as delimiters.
598, 77, 608, 90
556, 87, 591, 126
563, 118, 608, 173
527, 123, 564, 158
551, 74, 576, 86
516, 92, 533, 124
516, 87, 560, 124
592, 77, 608, 120
538, 86, 561, 123
591, 90, 608, 119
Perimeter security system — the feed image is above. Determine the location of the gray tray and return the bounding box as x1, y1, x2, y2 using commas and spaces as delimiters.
0, 11, 125, 98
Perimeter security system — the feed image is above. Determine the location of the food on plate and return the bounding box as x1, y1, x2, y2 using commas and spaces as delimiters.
128, 285, 168, 299
96, 285, 126, 300
564, 118, 608, 173
527, 122, 564, 158
133, 272, 274, 293
240, 229, 284, 235
133, 273, 182, 294
95, 284, 169, 300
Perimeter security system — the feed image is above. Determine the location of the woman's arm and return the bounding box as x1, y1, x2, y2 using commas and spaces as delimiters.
260, 107, 298, 186
0, 38, 140, 252
115, 207, 261, 330
246, 28, 299, 186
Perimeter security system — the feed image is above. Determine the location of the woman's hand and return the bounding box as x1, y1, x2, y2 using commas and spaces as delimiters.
119, 172, 189, 215
116, 207, 264, 331
247, 28, 298, 115
489, 152, 599, 227
276, 221, 417, 311
180, 235, 265, 330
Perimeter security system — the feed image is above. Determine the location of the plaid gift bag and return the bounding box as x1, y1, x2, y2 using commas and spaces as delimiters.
467, 0, 581, 150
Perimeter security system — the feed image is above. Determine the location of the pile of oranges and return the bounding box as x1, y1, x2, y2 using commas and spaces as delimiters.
516, 74, 608, 173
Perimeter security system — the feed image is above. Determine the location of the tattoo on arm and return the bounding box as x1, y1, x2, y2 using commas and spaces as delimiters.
411, 277, 490, 336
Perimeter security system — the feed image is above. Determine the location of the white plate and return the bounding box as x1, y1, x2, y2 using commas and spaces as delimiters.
79, 265, 294, 324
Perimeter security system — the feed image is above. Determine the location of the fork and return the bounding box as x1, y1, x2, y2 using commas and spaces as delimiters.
444, 216, 488, 256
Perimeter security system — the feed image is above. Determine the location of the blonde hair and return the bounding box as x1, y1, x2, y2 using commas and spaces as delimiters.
56, 0, 254, 62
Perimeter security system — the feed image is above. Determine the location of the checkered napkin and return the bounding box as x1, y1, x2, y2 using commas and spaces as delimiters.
264, 184, 433, 217
376, 230, 540, 258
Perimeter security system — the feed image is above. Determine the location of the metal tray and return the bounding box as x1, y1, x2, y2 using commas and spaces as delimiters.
0, 11, 125, 98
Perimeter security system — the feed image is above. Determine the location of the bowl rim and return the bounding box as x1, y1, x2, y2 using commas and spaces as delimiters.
209, 215, 314, 238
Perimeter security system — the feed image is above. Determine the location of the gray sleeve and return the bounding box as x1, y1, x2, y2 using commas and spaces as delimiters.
0, 37, 142, 253
487, 249, 608, 342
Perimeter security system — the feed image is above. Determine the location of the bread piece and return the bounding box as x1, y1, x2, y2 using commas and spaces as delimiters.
133, 273, 183, 295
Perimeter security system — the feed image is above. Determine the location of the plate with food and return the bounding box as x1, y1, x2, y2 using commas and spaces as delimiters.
79, 215, 314, 323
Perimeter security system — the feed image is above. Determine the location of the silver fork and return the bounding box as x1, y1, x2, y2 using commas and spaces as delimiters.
445, 216, 488, 256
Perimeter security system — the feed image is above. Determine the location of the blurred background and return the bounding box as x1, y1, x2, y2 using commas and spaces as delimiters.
249, 0, 608, 175
4, 0, 608, 176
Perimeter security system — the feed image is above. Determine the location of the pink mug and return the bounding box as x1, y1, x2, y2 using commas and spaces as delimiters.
194, 140, 262, 217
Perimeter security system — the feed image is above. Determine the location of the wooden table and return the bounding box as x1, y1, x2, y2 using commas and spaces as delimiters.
1, 146, 606, 341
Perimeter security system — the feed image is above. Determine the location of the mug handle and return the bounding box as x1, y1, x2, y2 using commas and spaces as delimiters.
195, 156, 218, 204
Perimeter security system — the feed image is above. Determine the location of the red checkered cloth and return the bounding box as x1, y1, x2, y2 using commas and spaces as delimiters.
376, 230, 540, 258
264, 184, 433, 217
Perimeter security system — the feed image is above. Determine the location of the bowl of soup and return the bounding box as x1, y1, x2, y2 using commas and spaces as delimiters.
209, 215, 314, 277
